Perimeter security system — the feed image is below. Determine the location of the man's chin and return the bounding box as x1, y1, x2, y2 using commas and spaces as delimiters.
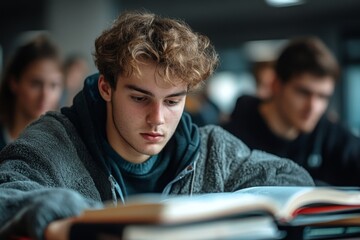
140, 145, 165, 156
34, 109, 48, 117
298, 124, 317, 133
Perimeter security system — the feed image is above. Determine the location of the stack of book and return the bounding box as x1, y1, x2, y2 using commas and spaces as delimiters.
70, 186, 360, 240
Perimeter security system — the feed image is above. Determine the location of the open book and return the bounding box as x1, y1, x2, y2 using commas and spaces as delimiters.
76, 186, 360, 226
238, 186, 360, 225
70, 186, 360, 240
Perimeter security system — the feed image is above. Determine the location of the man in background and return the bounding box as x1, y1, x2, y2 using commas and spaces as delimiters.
225, 36, 360, 186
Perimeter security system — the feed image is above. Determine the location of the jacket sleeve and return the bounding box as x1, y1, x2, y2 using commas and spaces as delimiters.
0, 114, 103, 240
196, 125, 314, 193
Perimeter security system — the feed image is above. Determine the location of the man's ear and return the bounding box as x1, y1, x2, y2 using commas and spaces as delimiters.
98, 75, 112, 102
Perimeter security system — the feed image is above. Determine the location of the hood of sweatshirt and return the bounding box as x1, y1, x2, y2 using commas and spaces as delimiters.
61, 73, 200, 200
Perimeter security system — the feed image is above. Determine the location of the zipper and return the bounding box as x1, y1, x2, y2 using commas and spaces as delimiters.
162, 152, 199, 197
189, 159, 197, 196
108, 174, 125, 205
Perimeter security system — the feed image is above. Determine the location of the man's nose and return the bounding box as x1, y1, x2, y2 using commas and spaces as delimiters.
40, 84, 53, 101
146, 102, 165, 126
307, 95, 323, 114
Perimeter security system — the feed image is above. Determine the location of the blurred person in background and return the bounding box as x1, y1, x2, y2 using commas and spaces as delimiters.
252, 61, 276, 100
224, 36, 360, 186
224, 60, 277, 126
0, 34, 63, 150
184, 85, 223, 127
60, 54, 89, 107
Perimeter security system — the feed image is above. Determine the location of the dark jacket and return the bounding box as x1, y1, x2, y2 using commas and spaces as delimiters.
224, 95, 360, 186
0, 75, 314, 240
0, 124, 8, 150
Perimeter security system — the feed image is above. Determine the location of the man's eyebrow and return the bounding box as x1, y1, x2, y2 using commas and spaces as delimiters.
167, 91, 188, 98
125, 84, 187, 98
126, 84, 154, 96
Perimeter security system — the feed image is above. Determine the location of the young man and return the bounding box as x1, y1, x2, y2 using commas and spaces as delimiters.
225, 37, 360, 187
0, 12, 313, 240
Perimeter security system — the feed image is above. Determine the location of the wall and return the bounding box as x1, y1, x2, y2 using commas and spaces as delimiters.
45, 0, 119, 73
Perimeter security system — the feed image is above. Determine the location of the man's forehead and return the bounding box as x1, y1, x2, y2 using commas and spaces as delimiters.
117, 63, 188, 91
290, 72, 335, 84
289, 74, 335, 95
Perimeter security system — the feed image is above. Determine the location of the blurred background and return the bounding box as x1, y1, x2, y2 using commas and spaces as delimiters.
1, 0, 360, 132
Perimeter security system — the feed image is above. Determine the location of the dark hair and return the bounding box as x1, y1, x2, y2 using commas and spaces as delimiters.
0, 34, 61, 127
94, 11, 218, 90
275, 37, 340, 83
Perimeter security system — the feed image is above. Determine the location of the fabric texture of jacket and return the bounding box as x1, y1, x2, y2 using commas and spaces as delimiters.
0, 75, 314, 240
224, 95, 360, 186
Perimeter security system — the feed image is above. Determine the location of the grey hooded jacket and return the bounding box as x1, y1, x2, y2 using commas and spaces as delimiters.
0, 75, 314, 240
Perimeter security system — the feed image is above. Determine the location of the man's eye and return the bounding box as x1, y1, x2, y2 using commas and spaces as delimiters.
318, 94, 331, 101
131, 96, 147, 102
165, 99, 180, 106
30, 79, 43, 88
50, 83, 61, 90
295, 88, 311, 97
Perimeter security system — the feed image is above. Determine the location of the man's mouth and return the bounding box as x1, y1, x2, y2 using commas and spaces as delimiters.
140, 132, 164, 142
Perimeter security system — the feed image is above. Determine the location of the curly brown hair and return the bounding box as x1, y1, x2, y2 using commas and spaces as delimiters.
94, 11, 218, 90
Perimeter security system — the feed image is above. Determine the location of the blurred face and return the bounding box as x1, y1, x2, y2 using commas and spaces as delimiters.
11, 59, 63, 120
275, 73, 335, 133
66, 59, 89, 90
99, 62, 187, 163
257, 67, 275, 99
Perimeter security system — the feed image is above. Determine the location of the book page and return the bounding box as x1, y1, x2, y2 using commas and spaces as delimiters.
122, 216, 281, 240
236, 186, 360, 222
78, 186, 360, 226
78, 192, 277, 224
